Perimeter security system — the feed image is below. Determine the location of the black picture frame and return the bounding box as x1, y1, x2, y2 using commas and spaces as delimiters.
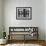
16, 7, 32, 20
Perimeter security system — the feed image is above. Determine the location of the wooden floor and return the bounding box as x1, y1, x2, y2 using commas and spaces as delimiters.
0, 40, 46, 46
9, 40, 46, 46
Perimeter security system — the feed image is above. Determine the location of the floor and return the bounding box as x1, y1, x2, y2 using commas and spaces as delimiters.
0, 43, 43, 46
0, 40, 46, 46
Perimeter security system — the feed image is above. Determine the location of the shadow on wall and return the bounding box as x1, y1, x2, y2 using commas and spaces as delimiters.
0, 31, 3, 39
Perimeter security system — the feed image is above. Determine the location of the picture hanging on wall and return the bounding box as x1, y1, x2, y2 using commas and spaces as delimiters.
16, 7, 32, 20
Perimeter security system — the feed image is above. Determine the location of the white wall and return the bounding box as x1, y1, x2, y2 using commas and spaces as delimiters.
45, 0, 46, 40
3, 0, 45, 40
0, 0, 3, 38
0, 0, 2, 27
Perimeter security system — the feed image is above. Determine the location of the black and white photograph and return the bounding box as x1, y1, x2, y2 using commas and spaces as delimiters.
16, 7, 32, 20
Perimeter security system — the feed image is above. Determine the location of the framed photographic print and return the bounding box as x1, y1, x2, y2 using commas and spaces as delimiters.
16, 7, 32, 20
